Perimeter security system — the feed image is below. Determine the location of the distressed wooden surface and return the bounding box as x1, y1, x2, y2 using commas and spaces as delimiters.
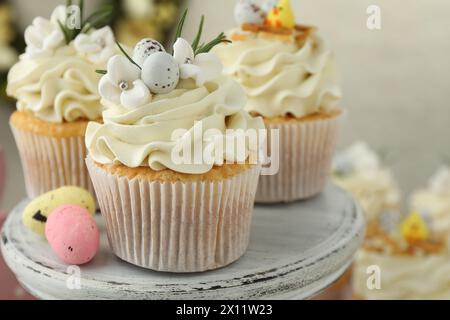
1, 185, 365, 300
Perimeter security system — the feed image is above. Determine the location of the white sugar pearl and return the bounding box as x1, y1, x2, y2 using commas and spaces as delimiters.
133, 38, 165, 67
141, 52, 180, 94
119, 80, 129, 91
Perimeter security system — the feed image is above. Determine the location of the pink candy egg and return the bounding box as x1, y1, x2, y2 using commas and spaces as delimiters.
45, 205, 99, 265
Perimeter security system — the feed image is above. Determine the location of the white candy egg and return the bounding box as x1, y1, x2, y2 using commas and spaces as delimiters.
234, 0, 265, 26
141, 52, 180, 94
133, 38, 165, 67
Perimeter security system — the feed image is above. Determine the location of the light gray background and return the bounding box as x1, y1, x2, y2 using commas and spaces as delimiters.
1, 0, 449, 211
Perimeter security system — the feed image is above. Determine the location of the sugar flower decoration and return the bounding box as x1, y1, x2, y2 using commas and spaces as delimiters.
173, 38, 223, 87
24, 11, 65, 59
99, 55, 151, 109
50, 5, 68, 25
96, 9, 230, 105
74, 26, 116, 64
22, 1, 114, 60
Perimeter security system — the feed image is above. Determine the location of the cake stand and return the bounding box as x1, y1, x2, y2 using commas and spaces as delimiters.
1, 185, 365, 300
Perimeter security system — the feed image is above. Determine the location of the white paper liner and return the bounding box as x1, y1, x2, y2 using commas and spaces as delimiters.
86, 157, 261, 273
256, 113, 343, 203
10, 125, 93, 199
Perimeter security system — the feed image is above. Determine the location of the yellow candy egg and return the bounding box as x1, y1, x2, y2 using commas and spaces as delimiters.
22, 186, 96, 236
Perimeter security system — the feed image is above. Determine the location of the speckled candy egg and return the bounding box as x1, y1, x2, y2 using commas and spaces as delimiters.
234, 0, 265, 26
132, 38, 165, 67
22, 186, 96, 236
45, 205, 100, 265
141, 52, 180, 94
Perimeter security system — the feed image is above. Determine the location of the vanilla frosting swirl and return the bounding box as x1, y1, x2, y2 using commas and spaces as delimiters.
411, 191, 450, 236
213, 29, 341, 118
7, 46, 104, 123
86, 77, 264, 174
353, 250, 450, 299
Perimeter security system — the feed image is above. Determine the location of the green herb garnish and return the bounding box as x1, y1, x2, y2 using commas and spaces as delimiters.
58, 0, 113, 44
176, 9, 231, 56
174, 8, 188, 42
195, 32, 231, 55
191, 15, 204, 52
116, 40, 142, 70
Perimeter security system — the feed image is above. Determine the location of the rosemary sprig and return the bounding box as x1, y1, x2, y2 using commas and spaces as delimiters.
174, 8, 188, 41
116, 41, 142, 70
95, 70, 107, 75
81, 5, 113, 33
57, 20, 72, 45
58, 0, 113, 44
195, 32, 231, 55
191, 15, 204, 52
79, 0, 84, 25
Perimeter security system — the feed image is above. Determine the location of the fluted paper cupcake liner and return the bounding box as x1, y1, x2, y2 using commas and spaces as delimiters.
11, 125, 93, 199
86, 157, 261, 273
256, 113, 343, 203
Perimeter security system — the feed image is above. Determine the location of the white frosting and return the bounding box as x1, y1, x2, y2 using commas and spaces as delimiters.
333, 142, 381, 178
7, 6, 117, 123
213, 30, 341, 117
429, 166, 450, 195
7, 46, 105, 123
354, 250, 450, 299
411, 191, 450, 236
411, 167, 450, 236
332, 142, 400, 222
86, 76, 264, 174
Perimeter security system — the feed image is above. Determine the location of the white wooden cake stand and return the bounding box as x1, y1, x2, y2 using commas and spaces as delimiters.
1, 185, 365, 300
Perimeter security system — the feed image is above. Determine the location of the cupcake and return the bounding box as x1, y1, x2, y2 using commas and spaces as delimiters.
353, 211, 450, 300
332, 142, 401, 226
7, 4, 117, 198
213, 0, 343, 203
85, 12, 264, 272
410, 166, 450, 238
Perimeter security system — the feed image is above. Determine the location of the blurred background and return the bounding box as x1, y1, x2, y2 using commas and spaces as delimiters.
0, 0, 449, 300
